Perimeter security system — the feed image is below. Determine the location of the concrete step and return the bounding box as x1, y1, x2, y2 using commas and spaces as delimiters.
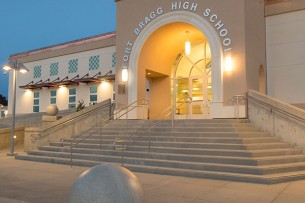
15, 154, 305, 184
51, 141, 292, 151
106, 122, 255, 128
99, 127, 261, 133
80, 131, 270, 138
28, 147, 305, 166
70, 136, 280, 145
109, 119, 250, 124
21, 149, 305, 175
39, 145, 303, 159
16, 117, 305, 184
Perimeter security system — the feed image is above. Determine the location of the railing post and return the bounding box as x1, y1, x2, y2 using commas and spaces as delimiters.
70, 139, 73, 168
126, 106, 129, 137
245, 93, 248, 118
121, 150, 124, 167
236, 96, 240, 119
149, 128, 151, 151
100, 115, 103, 150
171, 107, 174, 134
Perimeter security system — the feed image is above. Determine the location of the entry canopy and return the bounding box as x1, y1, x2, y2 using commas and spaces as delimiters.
19, 75, 80, 89
19, 71, 115, 90
97, 70, 115, 81
52, 75, 79, 87
19, 80, 42, 90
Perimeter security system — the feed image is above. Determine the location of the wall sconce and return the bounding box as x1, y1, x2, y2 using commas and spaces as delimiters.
185, 31, 191, 56
122, 68, 128, 82
225, 55, 233, 72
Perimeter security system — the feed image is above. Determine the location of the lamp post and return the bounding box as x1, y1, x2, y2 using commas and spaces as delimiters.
2, 60, 29, 156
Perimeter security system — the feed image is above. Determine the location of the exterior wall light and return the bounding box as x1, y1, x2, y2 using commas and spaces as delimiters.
2, 60, 29, 156
122, 68, 128, 82
185, 31, 191, 56
225, 55, 233, 72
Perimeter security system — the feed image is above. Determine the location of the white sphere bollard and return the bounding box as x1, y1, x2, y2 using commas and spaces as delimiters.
69, 164, 143, 203
46, 104, 59, 116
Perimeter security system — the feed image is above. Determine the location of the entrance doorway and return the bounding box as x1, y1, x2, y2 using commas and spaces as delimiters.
174, 41, 212, 119
134, 19, 222, 119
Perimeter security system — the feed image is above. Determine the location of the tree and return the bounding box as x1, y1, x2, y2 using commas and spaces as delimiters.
0, 94, 8, 106
76, 100, 86, 112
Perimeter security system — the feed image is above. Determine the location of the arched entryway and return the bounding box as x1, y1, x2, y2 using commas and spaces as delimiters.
128, 11, 224, 119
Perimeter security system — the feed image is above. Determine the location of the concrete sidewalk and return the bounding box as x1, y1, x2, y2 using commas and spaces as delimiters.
1, 149, 305, 203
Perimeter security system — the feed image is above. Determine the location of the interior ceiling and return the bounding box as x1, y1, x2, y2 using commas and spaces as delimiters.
139, 22, 205, 77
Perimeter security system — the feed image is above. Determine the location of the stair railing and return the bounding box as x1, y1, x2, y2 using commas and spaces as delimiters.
135, 96, 192, 150
35, 99, 112, 149
246, 91, 305, 138
232, 95, 248, 119
69, 99, 149, 167
233, 91, 305, 137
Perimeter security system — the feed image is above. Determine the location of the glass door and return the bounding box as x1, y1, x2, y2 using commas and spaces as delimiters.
173, 41, 212, 119
175, 76, 210, 119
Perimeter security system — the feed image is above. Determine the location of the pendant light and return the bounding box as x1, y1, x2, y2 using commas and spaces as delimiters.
185, 31, 191, 56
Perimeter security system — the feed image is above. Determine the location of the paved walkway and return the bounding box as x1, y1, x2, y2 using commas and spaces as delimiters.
1, 148, 305, 203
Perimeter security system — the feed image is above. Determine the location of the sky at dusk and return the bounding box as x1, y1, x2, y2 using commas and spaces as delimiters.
0, 0, 116, 99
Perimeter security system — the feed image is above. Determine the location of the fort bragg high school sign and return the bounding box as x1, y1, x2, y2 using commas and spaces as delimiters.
121, 1, 232, 68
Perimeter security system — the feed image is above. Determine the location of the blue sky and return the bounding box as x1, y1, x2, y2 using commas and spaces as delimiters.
0, 0, 116, 98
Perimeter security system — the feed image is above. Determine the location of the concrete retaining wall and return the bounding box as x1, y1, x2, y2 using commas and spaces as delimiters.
24, 99, 112, 151
248, 90, 305, 150
0, 127, 25, 150
0, 109, 74, 128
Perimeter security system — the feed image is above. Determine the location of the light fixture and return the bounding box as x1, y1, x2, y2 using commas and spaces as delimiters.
122, 68, 128, 82
185, 31, 191, 56
225, 55, 233, 72
3, 65, 12, 71
1, 60, 29, 156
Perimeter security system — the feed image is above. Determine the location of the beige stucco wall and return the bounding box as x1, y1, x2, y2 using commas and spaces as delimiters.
245, 0, 267, 92
115, 0, 266, 117
266, 9, 305, 107
7, 46, 115, 115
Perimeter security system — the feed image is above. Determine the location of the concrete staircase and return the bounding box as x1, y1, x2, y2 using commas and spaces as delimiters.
16, 119, 305, 184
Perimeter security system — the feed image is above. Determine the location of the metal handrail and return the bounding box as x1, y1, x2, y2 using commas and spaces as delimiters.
134, 96, 192, 150
247, 94, 305, 124
69, 98, 149, 167
113, 140, 127, 166
232, 95, 248, 119
39, 100, 112, 139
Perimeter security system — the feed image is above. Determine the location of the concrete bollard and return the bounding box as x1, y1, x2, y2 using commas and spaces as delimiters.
69, 164, 143, 203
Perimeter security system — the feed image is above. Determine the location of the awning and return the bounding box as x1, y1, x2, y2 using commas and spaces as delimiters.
74, 72, 101, 84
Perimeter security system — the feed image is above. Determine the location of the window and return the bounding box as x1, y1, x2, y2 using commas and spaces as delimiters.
50, 63, 59, 76
112, 52, 116, 68
69, 88, 76, 109
69, 59, 78, 73
33, 91, 40, 112
33, 66, 42, 78
89, 55, 100, 70
89, 86, 98, 105
50, 90, 56, 104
